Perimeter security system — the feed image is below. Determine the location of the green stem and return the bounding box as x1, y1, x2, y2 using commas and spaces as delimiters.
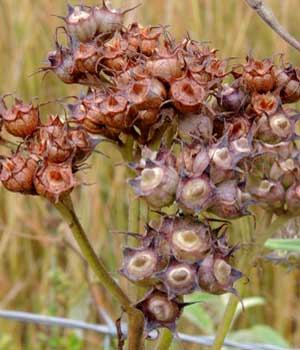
212, 212, 292, 350
55, 195, 131, 310
155, 329, 173, 350
55, 195, 145, 350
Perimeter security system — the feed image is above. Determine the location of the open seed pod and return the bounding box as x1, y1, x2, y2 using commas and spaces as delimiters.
280, 66, 300, 104
251, 92, 280, 117
156, 259, 198, 297
170, 76, 206, 113
286, 182, 300, 214
241, 57, 276, 93
0, 153, 38, 194
0, 97, 40, 138
120, 243, 167, 286
129, 158, 179, 209
159, 215, 211, 263
136, 289, 184, 332
176, 173, 215, 213
198, 254, 242, 295
34, 160, 79, 203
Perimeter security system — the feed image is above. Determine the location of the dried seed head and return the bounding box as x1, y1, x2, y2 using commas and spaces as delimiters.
0, 154, 38, 194
280, 67, 300, 103
198, 254, 242, 295
136, 289, 182, 332
177, 175, 214, 213
269, 113, 292, 139
157, 260, 198, 296
74, 42, 100, 73
146, 55, 185, 83
1, 97, 40, 138
34, 161, 79, 203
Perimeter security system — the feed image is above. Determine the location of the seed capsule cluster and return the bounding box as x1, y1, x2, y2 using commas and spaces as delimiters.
121, 215, 242, 331
0, 96, 98, 202
2, 0, 300, 336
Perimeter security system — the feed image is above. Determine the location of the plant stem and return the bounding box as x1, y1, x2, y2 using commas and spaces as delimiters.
55, 195, 145, 350
212, 212, 292, 350
55, 195, 131, 310
155, 329, 173, 350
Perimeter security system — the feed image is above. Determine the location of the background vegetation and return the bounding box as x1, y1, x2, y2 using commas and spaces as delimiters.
0, 1, 300, 349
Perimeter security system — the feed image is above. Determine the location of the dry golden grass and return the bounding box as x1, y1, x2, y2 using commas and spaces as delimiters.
1, 0, 300, 349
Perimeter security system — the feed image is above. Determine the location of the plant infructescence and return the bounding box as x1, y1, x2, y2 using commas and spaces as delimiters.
0, 2, 300, 349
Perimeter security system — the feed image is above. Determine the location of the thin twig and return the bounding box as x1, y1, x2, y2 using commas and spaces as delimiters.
244, 0, 300, 51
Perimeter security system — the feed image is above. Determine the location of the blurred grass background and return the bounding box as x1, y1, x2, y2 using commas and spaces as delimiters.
1, 0, 300, 349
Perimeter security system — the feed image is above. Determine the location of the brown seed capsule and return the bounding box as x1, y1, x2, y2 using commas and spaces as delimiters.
198, 254, 242, 295
242, 57, 275, 92
159, 215, 210, 263
65, 5, 97, 42
0, 97, 40, 138
127, 78, 167, 112
73, 42, 100, 73
217, 84, 247, 112
177, 174, 214, 213
156, 260, 198, 296
129, 160, 179, 209
0, 154, 38, 194
34, 161, 79, 203
136, 289, 183, 332
170, 77, 206, 113
120, 246, 166, 286
286, 183, 300, 214
280, 67, 300, 103
251, 92, 279, 116
178, 111, 213, 142
248, 179, 285, 209
209, 181, 251, 219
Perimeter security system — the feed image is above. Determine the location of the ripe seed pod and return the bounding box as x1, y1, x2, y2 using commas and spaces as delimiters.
0, 97, 40, 138
45, 46, 77, 84
34, 161, 79, 203
178, 111, 213, 142
242, 57, 275, 92
146, 54, 185, 83
93, 1, 134, 34
209, 181, 251, 219
159, 215, 210, 263
129, 160, 179, 209
176, 174, 215, 213
156, 260, 198, 296
74, 42, 100, 73
286, 182, 300, 214
65, 5, 97, 42
100, 94, 131, 129
280, 67, 300, 103
198, 254, 242, 295
120, 245, 166, 286
170, 77, 206, 113
136, 289, 183, 332
248, 178, 285, 209
217, 84, 247, 112
0, 154, 38, 194
251, 92, 279, 116
127, 78, 167, 112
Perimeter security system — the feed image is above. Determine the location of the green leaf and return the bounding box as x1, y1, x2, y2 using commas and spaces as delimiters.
227, 325, 290, 348
182, 292, 218, 334
265, 239, 300, 252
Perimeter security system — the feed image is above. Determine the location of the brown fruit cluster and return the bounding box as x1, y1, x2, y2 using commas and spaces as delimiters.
0, 96, 98, 202
121, 214, 242, 332
2, 0, 300, 336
